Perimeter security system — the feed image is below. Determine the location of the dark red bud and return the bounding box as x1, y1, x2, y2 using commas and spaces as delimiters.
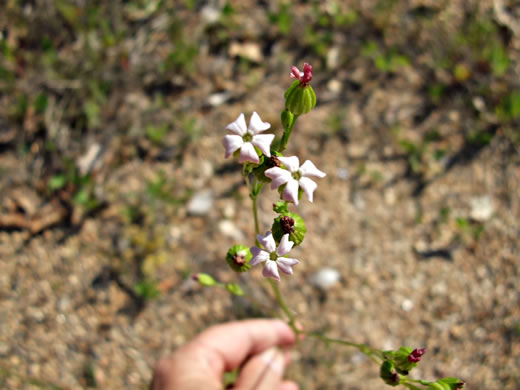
389, 372, 400, 384
232, 253, 246, 265
266, 156, 281, 168
280, 216, 295, 234
408, 348, 426, 363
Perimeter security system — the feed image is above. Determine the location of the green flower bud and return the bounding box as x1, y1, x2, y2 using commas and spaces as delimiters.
391, 346, 425, 375
380, 360, 400, 387
428, 378, 465, 390
226, 244, 252, 272
193, 273, 216, 286
285, 81, 317, 115
271, 212, 306, 246
225, 283, 244, 296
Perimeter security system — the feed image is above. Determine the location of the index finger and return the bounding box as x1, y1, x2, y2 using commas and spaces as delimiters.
183, 319, 296, 376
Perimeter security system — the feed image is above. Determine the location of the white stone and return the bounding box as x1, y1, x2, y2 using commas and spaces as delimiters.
310, 267, 341, 290
218, 220, 244, 240
77, 143, 102, 175
401, 299, 414, 312
187, 190, 214, 216
337, 167, 349, 180
470, 195, 494, 222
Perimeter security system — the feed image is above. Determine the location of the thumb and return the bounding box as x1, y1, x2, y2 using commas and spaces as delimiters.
233, 347, 286, 390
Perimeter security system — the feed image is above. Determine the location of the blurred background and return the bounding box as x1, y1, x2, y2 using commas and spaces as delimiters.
0, 0, 519, 388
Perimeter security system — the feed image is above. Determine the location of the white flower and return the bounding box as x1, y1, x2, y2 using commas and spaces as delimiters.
265, 156, 326, 206
222, 112, 275, 164
250, 232, 299, 281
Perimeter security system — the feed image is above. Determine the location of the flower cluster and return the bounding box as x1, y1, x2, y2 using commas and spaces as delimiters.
220, 64, 325, 281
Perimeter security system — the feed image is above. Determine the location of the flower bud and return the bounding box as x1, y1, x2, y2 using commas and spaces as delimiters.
193, 273, 216, 286
252, 155, 280, 183
225, 283, 244, 296
380, 361, 400, 387
285, 81, 317, 115
226, 244, 252, 272
428, 378, 465, 390
271, 212, 306, 246
392, 346, 425, 374
408, 348, 426, 363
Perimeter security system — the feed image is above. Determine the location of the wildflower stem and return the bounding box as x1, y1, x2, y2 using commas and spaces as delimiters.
268, 278, 299, 334
305, 332, 384, 364
248, 176, 299, 334
278, 114, 299, 153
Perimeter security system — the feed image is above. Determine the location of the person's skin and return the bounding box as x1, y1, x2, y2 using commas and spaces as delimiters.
150, 319, 299, 390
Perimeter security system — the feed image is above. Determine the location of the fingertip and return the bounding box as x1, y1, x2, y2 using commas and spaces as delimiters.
280, 380, 299, 390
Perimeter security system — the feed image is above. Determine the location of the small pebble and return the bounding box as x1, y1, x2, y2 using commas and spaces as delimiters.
187, 190, 215, 216
401, 299, 414, 312
310, 268, 341, 290
470, 196, 494, 222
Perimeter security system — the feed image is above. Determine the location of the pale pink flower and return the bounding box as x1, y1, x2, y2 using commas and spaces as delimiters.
265, 156, 326, 206
250, 232, 299, 281
290, 63, 313, 84
222, 112, 274, 164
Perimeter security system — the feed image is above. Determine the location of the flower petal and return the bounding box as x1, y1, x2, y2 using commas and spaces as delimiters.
258, 231, 276, 253
225, 113, 247, 136
290, 66, 301, 80
299, 160, 326, 178
222, 135, 244, 158
252, 134, 274, 157
238, 142, 259, 164
265, 167, 292, 189
276, 257, 299, 275
262, 260, 280, 281
299, 176, 318, 203
277, 156, 300, 173
250, 247, 269, 266
248, 112, 271, 134
282, 179, 300, 205
276, 233, 294, 257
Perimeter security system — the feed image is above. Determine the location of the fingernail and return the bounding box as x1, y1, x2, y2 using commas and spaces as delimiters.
261, 347, 285, 375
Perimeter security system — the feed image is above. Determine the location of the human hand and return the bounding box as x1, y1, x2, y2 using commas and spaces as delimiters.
150, 319, 298, 390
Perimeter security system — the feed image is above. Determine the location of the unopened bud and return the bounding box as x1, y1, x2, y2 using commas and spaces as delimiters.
380, 361, 400, 387
193, 273, 216, 286
285, 81, 317, 115
272, 212, 306, 246
408, 348, 426, 363
226, 244, 252, 272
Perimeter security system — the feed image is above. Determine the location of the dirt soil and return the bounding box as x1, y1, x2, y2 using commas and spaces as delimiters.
0, 1, 519, 389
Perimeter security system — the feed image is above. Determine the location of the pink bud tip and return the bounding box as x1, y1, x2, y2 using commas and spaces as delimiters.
191, 274, 199, 281
290, 66, 301, 80
302, 63, 313, 83
408, 348, 426, 363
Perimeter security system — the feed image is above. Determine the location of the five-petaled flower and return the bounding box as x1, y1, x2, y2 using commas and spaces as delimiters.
222, 112, 274, 164
250, 232, 299, 281
265, 156, 326, 206
290, 63, 313, 85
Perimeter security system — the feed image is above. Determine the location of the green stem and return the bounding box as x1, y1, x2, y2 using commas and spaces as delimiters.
248, 178, 299, 334
305, 332, 383, 364
268, 278, 299, 334
251, 195, 260, 239
278, 114, 299, 153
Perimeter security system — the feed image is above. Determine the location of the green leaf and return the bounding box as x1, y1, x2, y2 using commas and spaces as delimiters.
134, 280, 160, 300
48, 174, 67, 191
